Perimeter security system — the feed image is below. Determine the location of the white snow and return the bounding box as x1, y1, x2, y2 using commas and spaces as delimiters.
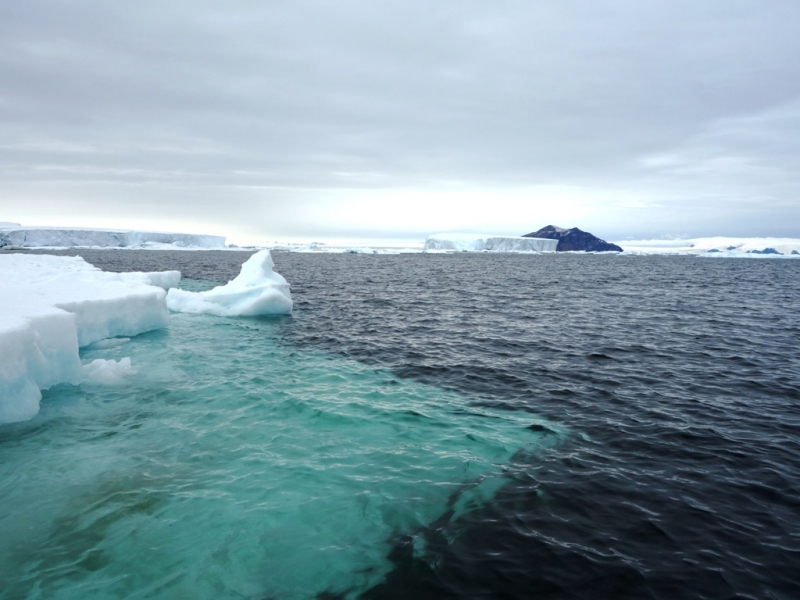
616, 237, 800, 257
423, 233, 558, 253
0, 225, 226, 249
166, 250, 293, 316
0, 254, 178, 424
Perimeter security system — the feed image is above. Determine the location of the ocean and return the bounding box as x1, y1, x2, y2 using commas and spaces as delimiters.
1, 250, 799, 599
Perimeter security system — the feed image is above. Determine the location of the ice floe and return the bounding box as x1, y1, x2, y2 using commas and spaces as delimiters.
0, 254, 178, 424
166, 250, 293, 316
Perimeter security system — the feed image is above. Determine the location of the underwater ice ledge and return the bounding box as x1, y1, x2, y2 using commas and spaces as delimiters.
0, 250, 291, 424
0, 309, 565, 600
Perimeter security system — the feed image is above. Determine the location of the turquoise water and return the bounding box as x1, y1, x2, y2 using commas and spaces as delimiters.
0, 282, 563, 600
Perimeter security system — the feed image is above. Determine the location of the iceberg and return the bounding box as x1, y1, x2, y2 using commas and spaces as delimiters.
0, 225, 226, 249
166, 250, 292, 316
424, 233, 558, 253
0, 254, 179, 424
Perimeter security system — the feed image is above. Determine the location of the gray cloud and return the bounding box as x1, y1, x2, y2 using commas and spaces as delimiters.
1, 1, 799, 241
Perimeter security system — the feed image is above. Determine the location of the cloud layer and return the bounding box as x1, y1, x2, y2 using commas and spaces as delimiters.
2, 1, 799, 242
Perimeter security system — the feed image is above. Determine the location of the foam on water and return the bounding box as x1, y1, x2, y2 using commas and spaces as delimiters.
0, 281, 561, 600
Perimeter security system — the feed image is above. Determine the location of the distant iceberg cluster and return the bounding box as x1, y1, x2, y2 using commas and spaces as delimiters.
0, 254, 179, 423
167, 250, 293, 316
0, 224, 226, 249
617, 237, 800, 257
423, 233, 558, 253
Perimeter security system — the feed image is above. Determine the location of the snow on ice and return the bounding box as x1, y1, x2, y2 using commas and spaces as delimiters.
166, 250, 293, 317
0, 254, 179, 424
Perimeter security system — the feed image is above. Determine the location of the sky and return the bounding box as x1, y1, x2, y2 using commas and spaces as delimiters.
2, 1, 800, 245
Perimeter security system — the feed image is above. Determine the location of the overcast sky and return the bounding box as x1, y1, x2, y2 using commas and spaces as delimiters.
2, 1, 799, 244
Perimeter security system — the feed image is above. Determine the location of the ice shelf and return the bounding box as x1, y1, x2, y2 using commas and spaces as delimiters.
0, 225, 226, 249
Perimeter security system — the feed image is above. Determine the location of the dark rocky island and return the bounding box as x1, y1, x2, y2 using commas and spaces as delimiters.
523, 225, 623, 252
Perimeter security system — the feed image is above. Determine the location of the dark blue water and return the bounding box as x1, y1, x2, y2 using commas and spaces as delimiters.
7, 249, 800, 599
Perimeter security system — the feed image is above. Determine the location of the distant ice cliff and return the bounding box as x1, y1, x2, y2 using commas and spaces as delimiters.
424, 234, 558, 253
616, 237, 800, 257
0, 225, 226, 249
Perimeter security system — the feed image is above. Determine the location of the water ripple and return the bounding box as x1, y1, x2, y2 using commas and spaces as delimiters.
13, 249, 800, 599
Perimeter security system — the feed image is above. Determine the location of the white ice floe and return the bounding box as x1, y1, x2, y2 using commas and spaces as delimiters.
423, 233, 558, 253
166, 250, 293, 316
617, 237, 800, 257
0, 225, 226, 249
0, 254, 178, 424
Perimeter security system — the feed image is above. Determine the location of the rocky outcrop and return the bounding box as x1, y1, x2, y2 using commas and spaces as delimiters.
522, 226, 622, 252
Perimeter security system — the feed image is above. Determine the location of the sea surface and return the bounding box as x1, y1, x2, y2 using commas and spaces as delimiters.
2, 250, 800, 599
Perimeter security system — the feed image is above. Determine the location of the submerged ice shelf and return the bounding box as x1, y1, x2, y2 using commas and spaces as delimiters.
0, 253, 563, 598
0, 307, 563, 600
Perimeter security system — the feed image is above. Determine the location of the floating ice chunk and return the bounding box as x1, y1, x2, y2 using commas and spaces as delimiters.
82, 357, 135, 384
166, 250, 292, 316
0, 254, 174, 424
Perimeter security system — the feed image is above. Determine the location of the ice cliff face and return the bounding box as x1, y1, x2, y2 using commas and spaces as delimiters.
424, 234, 558, 253
0, 226, 226, 248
